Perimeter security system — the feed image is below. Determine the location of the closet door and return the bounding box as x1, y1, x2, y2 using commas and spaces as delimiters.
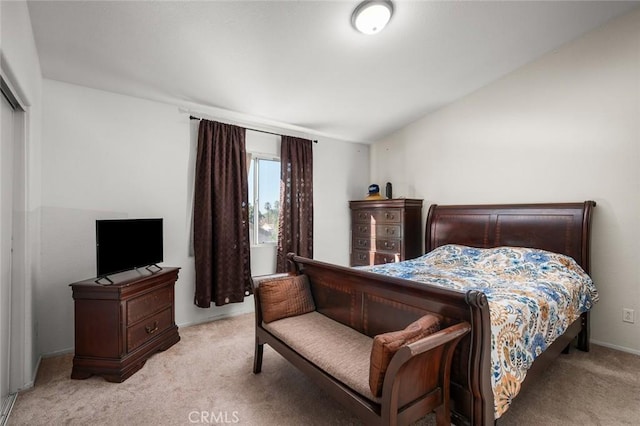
0, 91, 15, 410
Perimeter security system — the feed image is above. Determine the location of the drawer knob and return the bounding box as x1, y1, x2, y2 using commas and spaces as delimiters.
145, 321, 159, 335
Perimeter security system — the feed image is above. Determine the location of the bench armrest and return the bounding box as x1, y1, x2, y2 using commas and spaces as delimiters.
381, 321, 471, 424
400, 321, 471, 358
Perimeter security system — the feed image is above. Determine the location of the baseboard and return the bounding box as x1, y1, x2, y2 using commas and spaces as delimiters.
16, 354, 42, 393
24, 348, 74, 391
41, 347, 74, 358
591, 339, 640, 356
177, 306, 255, 329
4, 353, 43, 424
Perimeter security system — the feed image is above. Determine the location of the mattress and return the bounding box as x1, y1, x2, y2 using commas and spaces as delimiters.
361, 244, 599, 418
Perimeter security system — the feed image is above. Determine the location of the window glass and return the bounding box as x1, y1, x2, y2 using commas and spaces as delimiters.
248, 156, 280, 245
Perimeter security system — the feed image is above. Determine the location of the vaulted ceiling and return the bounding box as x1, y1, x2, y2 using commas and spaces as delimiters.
27, 1, 639, 143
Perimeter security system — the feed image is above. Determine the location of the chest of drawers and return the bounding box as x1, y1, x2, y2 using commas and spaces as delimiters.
70, 267, 180, 382
349, 199, 423, 266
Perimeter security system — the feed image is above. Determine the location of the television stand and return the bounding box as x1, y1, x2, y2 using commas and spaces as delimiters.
70, 267, 180, 382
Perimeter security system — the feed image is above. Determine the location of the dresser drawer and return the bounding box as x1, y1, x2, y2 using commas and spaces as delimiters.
375, 239, 401, 252
126, 285, 173, 325
373, 209, 402, 223
127, 307, 173, 352
373, 252, 399, 265
375, 225, 401, 239
352, 209, 402, 224
353, 223, 372, 236
353, 224, 401, 239
353, 237, 371, 250
353, 210, 374, 223
351, 250, 371, 266
351, 250, 400, 266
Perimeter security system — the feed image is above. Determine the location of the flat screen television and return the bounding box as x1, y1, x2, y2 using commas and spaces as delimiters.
96, 218, 163, 277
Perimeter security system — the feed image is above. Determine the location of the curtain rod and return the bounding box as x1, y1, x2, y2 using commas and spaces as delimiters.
189, 115, 318, 144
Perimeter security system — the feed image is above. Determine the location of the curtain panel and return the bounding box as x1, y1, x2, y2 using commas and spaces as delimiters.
193, 120, 252, 307
276, 136, 314, 272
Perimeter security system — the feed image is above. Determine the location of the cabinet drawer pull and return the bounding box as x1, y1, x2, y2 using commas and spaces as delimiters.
384, 212, 395, 220
145, 321, 159, 334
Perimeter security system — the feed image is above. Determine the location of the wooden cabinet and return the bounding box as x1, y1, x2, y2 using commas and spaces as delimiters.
70, 267, 180, 382
349, 199, 423, 266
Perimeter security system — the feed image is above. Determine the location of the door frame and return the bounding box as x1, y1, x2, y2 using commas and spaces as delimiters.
1, 68, 32, 400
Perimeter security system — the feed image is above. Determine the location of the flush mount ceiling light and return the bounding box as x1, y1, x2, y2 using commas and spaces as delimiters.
351, 0, 394, 35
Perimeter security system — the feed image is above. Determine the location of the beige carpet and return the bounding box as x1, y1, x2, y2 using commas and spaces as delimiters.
8, 313, 640, 425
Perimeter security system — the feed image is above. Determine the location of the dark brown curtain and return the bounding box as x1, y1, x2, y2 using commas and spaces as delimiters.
276, 136, 313, 272
193, 120, 252, 307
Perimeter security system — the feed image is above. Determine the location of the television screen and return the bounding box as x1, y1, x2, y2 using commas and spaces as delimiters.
96, 218, 163, 277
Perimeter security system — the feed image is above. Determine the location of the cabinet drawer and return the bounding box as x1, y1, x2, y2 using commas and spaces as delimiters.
127, 307, 173, 352
353, 237, 371, 250
353, 210, 374, 223
352, 209, 402, 224
375, 239, 401, 252
351, 250, 399, 266
351, 250, 371, 266
353, 224, 401, 238
353, 223, 371, 236
373, 252, 399, 265
127, 286, 173, 325
375, 225, 401, 239
373, 209, 402, 223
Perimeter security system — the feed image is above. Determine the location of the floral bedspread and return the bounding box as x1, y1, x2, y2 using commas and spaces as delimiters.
361, 244, 599, 418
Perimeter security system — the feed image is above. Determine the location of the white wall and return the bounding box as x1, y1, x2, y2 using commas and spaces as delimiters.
314, 138, 370, 265
0, 0, 43, 389
39, 79, 369, 355
371, 9, 640, 353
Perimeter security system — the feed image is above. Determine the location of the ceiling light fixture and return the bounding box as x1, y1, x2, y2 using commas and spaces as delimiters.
351, 0, 394, 35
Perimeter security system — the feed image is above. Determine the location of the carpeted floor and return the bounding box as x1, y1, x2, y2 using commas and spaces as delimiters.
8, 313, 640, 425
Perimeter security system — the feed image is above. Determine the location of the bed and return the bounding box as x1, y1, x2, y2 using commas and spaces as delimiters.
364, 201, 598, 424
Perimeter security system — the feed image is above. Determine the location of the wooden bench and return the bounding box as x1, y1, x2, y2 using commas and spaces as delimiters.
252, 255, 470, 426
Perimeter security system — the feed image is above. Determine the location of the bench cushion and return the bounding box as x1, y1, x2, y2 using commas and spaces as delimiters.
370, 314, 442, 396
259, 275, 316, 323
263, 311, 379, 402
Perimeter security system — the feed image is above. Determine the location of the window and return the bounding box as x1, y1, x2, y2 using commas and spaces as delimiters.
248, 155, 280, 245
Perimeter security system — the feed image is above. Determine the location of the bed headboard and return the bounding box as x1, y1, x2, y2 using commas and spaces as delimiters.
425, 201, 596, 273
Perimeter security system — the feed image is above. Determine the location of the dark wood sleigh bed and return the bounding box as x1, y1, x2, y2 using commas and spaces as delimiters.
424, 201, 596, 425
288, 201, 596, 425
